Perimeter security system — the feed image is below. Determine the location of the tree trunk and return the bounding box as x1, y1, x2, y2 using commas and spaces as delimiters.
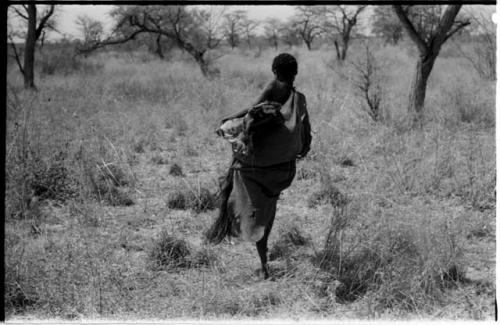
24, 4, 37, 89
155, 34, 164, 59
407, 53, 437, 127
194, 52, 209, 77
334, 40, 341, 60
340, 43, 348, 61
340, 34, 350, 61
305, 40, 311, 51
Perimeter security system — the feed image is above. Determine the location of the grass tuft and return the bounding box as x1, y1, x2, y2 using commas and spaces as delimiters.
167, 184, 216, 213
86, 161, 134, 206
338, 155, 355, 167
169, 163, 184, 177
151, 154, 168, 165
269, 225, 310, 261
148, 230, 191, 269
189, 247, 220, 268
308, 183, 349, 208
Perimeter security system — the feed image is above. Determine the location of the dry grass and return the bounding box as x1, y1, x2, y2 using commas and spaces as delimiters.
5, 41, 495, 320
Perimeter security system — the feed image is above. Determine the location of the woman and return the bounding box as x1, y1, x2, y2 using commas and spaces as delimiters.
207, 53, 312, 279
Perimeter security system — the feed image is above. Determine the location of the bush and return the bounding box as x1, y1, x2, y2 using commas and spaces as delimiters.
151, 154, 168, 165
443, 81, 495, 128
296, 162, 316, 180
6, 147, 77, 220
148, 231, 218, 270
86, 161, 134, 206
308, 184, 349, 208
189, 247, 219, 268
148, 230, 191, 269
315, 197, 467, 310
38, 45, 103, 76
338, 155, 355, 167
31, 150, 77, 202
167, 184, 216, 213
169, 163, 184, 177
269, 225, 310, 261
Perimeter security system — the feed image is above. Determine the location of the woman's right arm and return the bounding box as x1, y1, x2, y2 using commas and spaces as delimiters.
221, 81, 274, 123
221, 108, 250, 123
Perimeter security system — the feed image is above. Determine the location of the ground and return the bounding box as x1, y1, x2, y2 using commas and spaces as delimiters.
5, 44, 496, 320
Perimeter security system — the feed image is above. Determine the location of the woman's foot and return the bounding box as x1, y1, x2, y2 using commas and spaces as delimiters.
253, 264, 270, 280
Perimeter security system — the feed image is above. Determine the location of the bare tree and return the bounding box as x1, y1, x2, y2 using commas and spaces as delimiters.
324, 5, 366, 61
455, 9, 495, 80
264, 18, 282, 50
223, 10, 246, 49
8, 4, 57, 89
291, 6, 324, 50
75, 15, 104, 51
280, 21, 301, 48
77, 6, 225, 77
351, 44, 385, 122
372, 5, 404, 45
240, 17, 259, 47
393, 5, 470, 127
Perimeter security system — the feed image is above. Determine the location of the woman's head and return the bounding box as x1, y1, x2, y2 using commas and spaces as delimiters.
272, 53, 298, 83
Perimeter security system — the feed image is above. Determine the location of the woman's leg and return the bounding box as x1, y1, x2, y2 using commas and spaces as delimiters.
256, 204, 277, 279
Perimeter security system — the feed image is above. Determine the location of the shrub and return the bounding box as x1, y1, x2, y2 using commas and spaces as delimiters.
85, 161, 134, 206
308, 184, 349, 208
148, 231, 218, 270
250, 291, 282, 314
184, 145, 199, 157
350, 44, 386, 122
167, 190, 188, 210
269, 225, 310, 261
148, 230, 191, 269
169, 163, 184, 177
314, 193, 468, 310
96, 162, 129, 187
132, 138, 148, 153
167, 185, 217, 213
189, 247, 219, 268
105, 187, 134, 206
444, 81, 495, 128
7, 147, 77, 220
314, 202, 380, 303
296, 162, 316, 180
38, 45, 103, 76
320, 246, 385, 303
173, 116, 189, 137
151, 154, 168, 165
338, 155, 355, 167
31, 150, 76, 202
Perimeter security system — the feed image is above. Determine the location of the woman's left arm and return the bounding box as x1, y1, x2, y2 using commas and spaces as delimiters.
298, 95, 312, 158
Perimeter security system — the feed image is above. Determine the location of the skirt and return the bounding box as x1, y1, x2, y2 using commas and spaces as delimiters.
227, 159, 296, 242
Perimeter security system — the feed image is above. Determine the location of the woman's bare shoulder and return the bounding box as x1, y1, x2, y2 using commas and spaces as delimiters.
294, 90, 306, 100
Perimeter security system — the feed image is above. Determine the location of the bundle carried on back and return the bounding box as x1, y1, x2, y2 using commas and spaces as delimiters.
216, 101, 283, 156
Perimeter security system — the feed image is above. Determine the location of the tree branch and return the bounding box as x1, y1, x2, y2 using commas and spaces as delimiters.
443, 20, 470, 44
35, 5, 55, 41
76, 29, 145, 55
393, 5, 428, 54
432, 5, 468, 52
355, 5, 367, 16
8, 34, 25, 75
12, 6, 28, 20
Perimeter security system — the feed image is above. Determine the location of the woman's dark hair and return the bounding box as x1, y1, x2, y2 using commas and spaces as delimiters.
272, 53, 298, 82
